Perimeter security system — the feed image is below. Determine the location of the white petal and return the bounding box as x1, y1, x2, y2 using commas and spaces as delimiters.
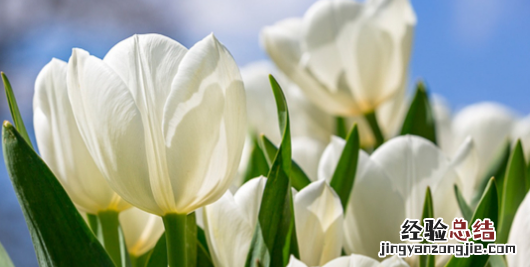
451, 102, 515, 179
323, 254, 379, 267
292, 137, 326, 181
512, 115, 530, 160
344, 151, 405, 258
295, 180, 343, 266
262, 19, 361, 116
203, 177, 266, 267
34, 59, 129, 213
431, 95, 453, 153
317, 136, 346, 182
379, 255, 410, 267
286, 256, 308, 267
301, 0, 363, 92
67, 48, 159, 214
120, 207, 164, 256
450, 137, 479, 202
507, 192, 530, 267
162, 34, 246, 213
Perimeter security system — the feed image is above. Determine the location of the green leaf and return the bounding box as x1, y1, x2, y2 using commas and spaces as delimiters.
454, 184, 473, 222
472, 142, 510, 207
329, 124, 360, 211
527, 160, 530, 193
258, 135, 311, 191
196, 227, 214, 267
420, 187, 435, 267
145, 234, 167, 267
0, 242, 14, 267
335, 116, 347, 139
245, 75, 297, 267
498, 140, 528, 243
400, 81, 437, 144
445, 178, 498, 267
2, 121, 114, 267
243, 135, 270, 184
2, 72, 33, 148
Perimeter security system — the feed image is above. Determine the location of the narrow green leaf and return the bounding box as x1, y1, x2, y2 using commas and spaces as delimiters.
0, 242, 14, 267
243, 135, 270, 184
258, 135, 311, 191
363, 110, 385, 149
245, 75, 297, 267
87, 213, 100, 236
498, 140, 527, 243
400, 81, 437, 144
420, 187, 435, 267
445, 178, 498, 267
526, 160, 530, 193
329, 124, 360, 211
472, 142, 510, 207
454, 185, 473, 221
2, 121, 114, 267
2, 72, 33, 148
146, 234, 167, 267
335, 116, 347, 139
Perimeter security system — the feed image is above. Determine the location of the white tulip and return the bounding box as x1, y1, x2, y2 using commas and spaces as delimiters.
294, 180, 343, 266
33, 59, 130, 213
203, 177, 267, 267
292, 137, 327, 181
120, 207, 164, 257
66, 33, 246, 215
507, 192, 530, 267
261, 0, 416, 116
512, 115, 530, 160
319, 135, 472, 265
286, 254, 409, 267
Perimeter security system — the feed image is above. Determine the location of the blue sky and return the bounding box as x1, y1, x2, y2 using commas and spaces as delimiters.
0, 0, 529, 265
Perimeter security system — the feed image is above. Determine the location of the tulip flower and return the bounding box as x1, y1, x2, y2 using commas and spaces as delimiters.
34, 58, 130, 214
319, 135, 473, 265
261, 0, 416, 146
292, 136, 326, 181
512, 115, 530, 159
286, 254, 409, 267
507, 192, 530, 267
203, 177, 267, 267
120, 207, 164, 258
66, 33, 246, 266
204, 178, 343, 267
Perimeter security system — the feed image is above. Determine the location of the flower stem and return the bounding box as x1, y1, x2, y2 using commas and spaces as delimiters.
335, 116, 347, 139
163, 213, 188, 267
364, 110, 385, 149
97, 210, 123, 267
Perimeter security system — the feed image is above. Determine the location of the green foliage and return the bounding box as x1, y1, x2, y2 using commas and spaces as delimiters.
454, 185, 473, 222
2, 72, 33, 148
420, 187, 435, 267
243, 135, 270, 184
0, 242, 14, 267
400, 81, 437, 144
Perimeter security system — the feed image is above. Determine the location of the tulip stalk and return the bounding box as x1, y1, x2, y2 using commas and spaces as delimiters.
97, 210, 125, 267
364, 110, 385, 149
163, 213, 188, 267
335, 116, 348, 139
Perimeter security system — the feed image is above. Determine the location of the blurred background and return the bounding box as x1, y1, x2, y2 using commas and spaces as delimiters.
0, 0, 529, 265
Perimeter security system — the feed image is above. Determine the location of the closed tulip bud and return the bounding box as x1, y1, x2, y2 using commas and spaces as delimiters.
66, 33, 247, 216
34, 59, 130, 214
261, 0, 416, 116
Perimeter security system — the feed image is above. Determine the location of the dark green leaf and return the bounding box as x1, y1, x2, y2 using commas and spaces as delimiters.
245, 75, 297, 267
243, 135, 270, 184
420, 187, 434, 267
329, 124, 360, 211
145, 234, 167, 267
258, 135, 311, 191
498, 140, 527, 243
0, 242, 14, 267
2, 121, 114, 267
472, 142, 510, 207
400, 81, 437, 144
2, 72, 33, 148
445, 177, 498, 267
454, 185, 473, 222
335, 116, 347, 139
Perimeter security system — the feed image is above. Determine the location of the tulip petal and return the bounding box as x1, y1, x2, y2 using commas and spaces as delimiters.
163, 34, 246, 213
292, 137, 326, 181
300, 0, 362, 92
203, 177, 266, 267
450, 137, 479, 202
67, 48, 159, 214
507, 193, 530, 267
34, 59, 127, 213
379, 255, 410, 267
286, 256, 308, 267
120, 207, 164, 256
294, 180, 343, 266
323, 254, 379, 267
317, 136, 345, 182
512, 115, 530, 160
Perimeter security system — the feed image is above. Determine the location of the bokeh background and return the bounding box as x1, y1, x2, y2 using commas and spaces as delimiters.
0, 0, 529, 265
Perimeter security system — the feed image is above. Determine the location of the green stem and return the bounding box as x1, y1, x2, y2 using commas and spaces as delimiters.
86, 213, 99, 236
335, 116, 347, 139
97, 210, 123, 267
163, 213, 188, 267
364, 110, 385, 149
